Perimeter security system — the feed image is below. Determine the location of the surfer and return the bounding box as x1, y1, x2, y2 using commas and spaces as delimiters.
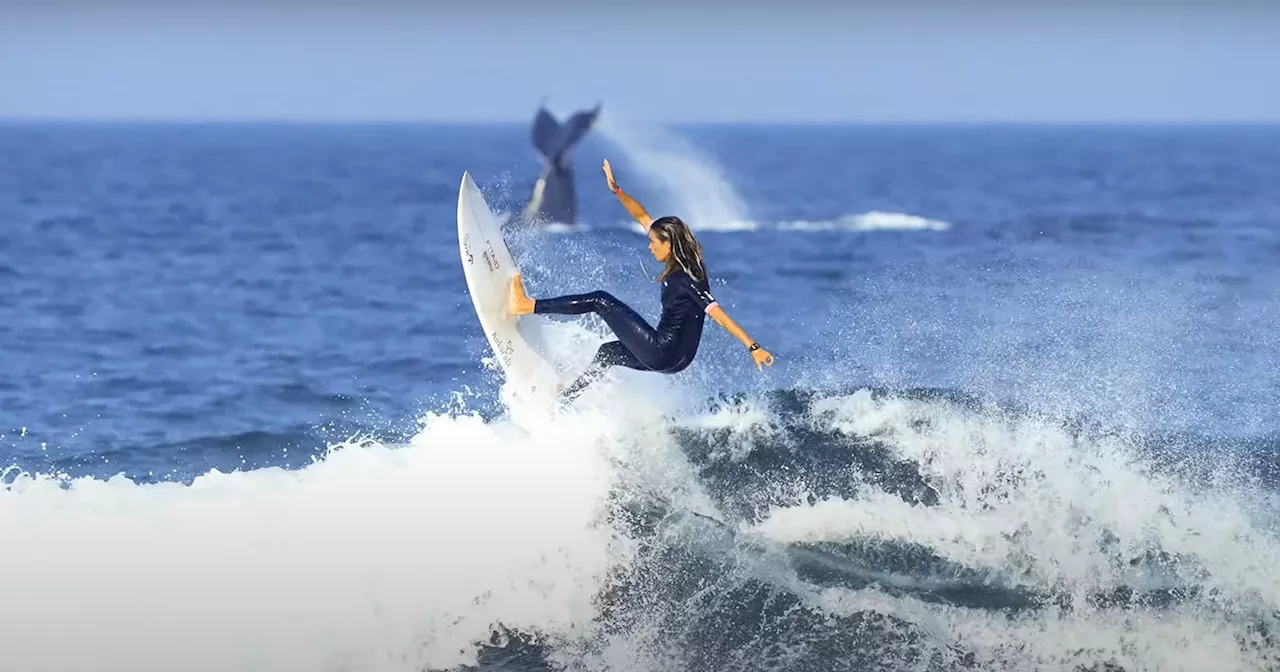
508, 159, 775, 399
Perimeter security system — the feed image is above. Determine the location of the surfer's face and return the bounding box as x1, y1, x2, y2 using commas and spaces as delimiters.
648, 229, 671, 263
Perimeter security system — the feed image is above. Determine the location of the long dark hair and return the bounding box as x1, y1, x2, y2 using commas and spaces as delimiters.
650, 216, 707, 282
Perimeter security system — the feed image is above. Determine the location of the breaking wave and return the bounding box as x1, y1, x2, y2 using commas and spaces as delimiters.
3, 383, 1276, 672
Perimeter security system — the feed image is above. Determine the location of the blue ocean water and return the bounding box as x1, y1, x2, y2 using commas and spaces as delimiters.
1, 120, 1278, 672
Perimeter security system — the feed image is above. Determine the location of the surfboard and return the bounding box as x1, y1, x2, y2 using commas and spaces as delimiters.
456, 171, 562, 404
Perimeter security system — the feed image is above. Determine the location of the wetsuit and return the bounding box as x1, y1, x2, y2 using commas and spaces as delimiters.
533, 269, 718, 398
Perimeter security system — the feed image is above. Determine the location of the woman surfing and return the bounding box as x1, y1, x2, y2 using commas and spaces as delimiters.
507, 159, 775, 399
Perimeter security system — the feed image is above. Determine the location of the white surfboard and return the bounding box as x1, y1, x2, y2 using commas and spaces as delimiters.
456, 171, 562, 404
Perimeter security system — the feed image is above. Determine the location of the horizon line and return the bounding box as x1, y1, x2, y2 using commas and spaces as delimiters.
3, 114, 1280, 127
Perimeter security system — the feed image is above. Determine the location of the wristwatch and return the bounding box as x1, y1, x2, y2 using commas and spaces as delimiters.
748, 342, 761, 352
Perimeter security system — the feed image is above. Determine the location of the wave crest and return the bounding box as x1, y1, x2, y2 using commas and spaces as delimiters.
3, 385, 1277, 671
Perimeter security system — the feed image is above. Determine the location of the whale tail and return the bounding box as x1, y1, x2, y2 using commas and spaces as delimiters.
518, 101, 602, 227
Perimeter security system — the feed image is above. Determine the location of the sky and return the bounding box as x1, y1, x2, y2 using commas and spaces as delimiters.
2, 1, 1279, 123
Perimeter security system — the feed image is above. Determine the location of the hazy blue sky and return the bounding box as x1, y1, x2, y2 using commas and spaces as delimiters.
3, 2, 1278, 123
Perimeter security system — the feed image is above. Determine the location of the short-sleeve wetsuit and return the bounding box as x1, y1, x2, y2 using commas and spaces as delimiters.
532, 268, 718, 398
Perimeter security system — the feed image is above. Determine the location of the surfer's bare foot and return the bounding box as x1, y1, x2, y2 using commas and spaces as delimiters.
508, 274, 535, 316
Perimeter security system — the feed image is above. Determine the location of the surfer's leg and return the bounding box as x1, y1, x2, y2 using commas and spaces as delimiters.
509, 275, 666, 368
531, 290, 666, 368
559, 341, 645, 400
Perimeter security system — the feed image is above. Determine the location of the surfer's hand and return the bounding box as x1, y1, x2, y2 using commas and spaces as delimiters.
603, 159, 619, 193
751, 347, 775, 370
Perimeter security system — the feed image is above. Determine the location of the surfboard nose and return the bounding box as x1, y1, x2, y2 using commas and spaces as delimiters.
459, 171, 485, 210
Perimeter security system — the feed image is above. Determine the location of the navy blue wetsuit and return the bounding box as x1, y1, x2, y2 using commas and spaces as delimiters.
533, 269, 718, 398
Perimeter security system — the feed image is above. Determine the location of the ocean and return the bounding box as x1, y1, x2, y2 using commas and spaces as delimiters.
2, 119, 1278, 672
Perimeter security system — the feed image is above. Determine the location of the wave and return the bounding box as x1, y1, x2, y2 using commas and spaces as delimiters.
2, 382, 1277, 672
25, 425, 368, 485
779, 211, 951, 232
684, 211, 951, 233
595, 115, 949, 235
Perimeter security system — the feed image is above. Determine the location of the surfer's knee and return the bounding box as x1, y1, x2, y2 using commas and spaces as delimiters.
583, 290, 620, 308
594, 340, 652, 371
595, 340, 630, 365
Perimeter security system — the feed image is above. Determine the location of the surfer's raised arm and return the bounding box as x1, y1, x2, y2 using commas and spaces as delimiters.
602, 159, 653, 232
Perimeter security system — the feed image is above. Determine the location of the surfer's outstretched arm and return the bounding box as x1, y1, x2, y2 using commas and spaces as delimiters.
602, 159, 653, 232
706, 305, 775, 370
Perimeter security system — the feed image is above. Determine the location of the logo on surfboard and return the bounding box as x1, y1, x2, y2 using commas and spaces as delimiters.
491, 330, 514, 367
462, 234, 474, 265
482, 246, 500, 272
